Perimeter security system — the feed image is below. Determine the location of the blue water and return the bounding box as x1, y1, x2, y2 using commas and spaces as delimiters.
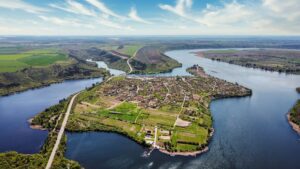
0, 48, 299, 169
0, 79, 102, 154
89, 60, 125, 76
66, 49, 300, 169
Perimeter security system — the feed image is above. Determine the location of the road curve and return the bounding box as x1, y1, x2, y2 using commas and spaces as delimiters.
45, 93, 79, 169
127, 50, 139, 74
127, 58, 133, 74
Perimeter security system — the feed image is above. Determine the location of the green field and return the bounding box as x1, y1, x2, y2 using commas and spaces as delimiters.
116, 45, 143, 57
0, 49, 68, 72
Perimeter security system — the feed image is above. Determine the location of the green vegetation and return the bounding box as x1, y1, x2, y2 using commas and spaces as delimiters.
31, 99, 68, 129
200, 49, 300, 74
0, 49, 68, 72
130, 46, 182, 74
0, 60, 109, 96
116, 45, 143, 57
289, 100, 300, 127
69, 47, 130, 72
0, 132, 81, 169
0, 46, 31, 54
0, 97, 81, 169
32, 68, 250, 154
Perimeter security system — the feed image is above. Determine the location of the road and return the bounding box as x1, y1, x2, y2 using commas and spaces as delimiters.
45, 93, 79, 169
127, 50, 139, 74
153, 126, 158, 148
127, 58, 133, 73
173, 94, 187, 128
45, 48, 140, 168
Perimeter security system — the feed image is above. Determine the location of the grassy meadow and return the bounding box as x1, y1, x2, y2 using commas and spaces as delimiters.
0, 49, 68, 72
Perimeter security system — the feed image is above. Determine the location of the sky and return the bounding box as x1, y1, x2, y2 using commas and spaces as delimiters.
0, 0, 299, 36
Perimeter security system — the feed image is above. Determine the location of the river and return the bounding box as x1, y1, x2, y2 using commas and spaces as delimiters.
0, 49, 299, 169
0, 78, 102, 153
66, 49, 300, 169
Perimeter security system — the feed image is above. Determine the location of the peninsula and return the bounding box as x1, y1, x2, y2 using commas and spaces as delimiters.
31, 65, 251, 156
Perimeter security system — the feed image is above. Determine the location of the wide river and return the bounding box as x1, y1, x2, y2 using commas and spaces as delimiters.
1, 49, 300, 169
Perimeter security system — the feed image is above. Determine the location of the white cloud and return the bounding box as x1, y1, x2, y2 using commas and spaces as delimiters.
85, 0, 123, 19
129, 7, 152, 24
196, 1, 252, 27
0, 0, 46, 14
262, 0, 300, 21
97, 17, 133, 31
159, 0, 193, 18
50, 0, 96, 17
38, 15, 94, 29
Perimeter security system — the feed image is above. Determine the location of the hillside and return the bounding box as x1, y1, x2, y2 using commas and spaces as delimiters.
130, 46, 182, 74
0, 59, 109, 96
69, 47, 130, 72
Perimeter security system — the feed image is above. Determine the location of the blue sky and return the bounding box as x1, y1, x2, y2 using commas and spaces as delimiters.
0, 0, 299, 35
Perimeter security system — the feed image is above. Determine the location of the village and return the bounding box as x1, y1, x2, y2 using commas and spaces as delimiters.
67, 65, 251, 155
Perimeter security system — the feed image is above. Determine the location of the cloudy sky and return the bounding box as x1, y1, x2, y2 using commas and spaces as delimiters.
0, 0, 299, 36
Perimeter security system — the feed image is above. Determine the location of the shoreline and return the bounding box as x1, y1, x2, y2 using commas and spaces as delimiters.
194, 51, 300, 75
28, 118, 47, 131
287, 114, 300, 134
0, 75, 104, 97
157, 128, 215, 157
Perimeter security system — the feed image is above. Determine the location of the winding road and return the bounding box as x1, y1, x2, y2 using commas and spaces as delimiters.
127, 50, 139, 74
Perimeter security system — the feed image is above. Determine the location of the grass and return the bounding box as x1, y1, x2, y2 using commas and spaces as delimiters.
0, 60, 28, 72
18, 53, 67, 66
117, 45, 143, 57
0, 49, 68, 72
138, 109, 177, 127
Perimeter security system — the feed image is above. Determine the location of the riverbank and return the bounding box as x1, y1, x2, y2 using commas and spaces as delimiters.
287, 114, 300, 134
195, 49, 300, 75
0, 61, 109, 97
287, 89, 300, 134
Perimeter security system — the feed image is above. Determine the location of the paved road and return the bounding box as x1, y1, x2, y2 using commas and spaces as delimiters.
45, 93, 79, 169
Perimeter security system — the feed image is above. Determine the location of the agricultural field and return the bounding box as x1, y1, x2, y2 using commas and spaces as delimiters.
115, 44, 144, 57
0, 49, 68, 73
